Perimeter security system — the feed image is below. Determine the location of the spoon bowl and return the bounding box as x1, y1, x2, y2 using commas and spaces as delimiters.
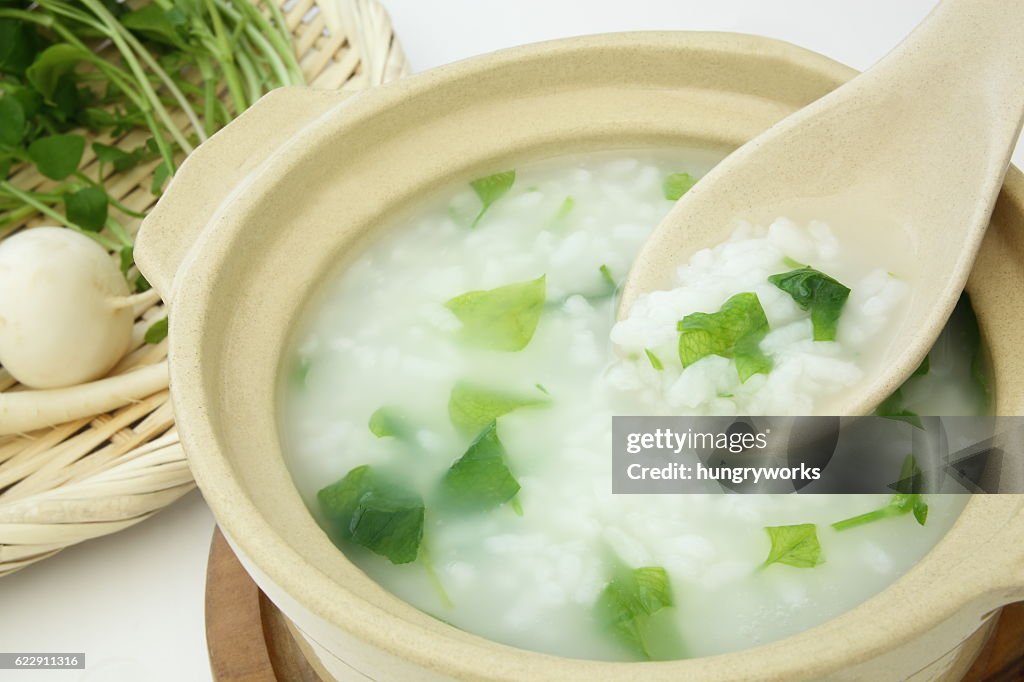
620, 0, 1024, 416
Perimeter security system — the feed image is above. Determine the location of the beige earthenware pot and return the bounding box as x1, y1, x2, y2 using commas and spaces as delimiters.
136, 33, 1024, 682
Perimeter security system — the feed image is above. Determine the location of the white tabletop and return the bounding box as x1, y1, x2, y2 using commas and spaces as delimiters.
5, 2, 1021, 680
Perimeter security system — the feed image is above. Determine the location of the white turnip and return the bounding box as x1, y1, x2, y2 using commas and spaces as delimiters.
0, 227, 149, 388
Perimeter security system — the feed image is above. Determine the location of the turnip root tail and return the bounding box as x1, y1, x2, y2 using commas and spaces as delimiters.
0, 363, 169, 436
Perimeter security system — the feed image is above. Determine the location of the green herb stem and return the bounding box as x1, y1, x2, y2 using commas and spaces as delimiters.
72, 171, 145, 219
831, 506, 901, 531
0, 180, 118, 250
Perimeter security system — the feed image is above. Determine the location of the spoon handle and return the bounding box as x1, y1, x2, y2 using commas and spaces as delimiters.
878, 0, 1024, 152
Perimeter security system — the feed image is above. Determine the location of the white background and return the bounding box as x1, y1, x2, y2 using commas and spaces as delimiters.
6, 1, 1022, 680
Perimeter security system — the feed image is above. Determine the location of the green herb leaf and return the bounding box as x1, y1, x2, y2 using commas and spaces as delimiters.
152, 160, 171, 194
554, 196, 574, 221
875, 388, 923, 429
762, 524, 824, 568
469, 170, 514, 227
144, 317, 168, 344
317, 465, 424, 564
662, 172, 696, 201
119, 246, 134, 275
368, 406, 413, 439
64, 187, 108, 232
833, 455, 928, 530
448, 381, 546, 435
912, 354, 930, 377
597, 565, 673, 659
93, 142, 143, 173
121, 5, 187, 47
677, 292, 772, 382
644, 349, 664, 371
445, 275, 546, 352
135, 274, 152, 293
768, 267, 851, 341
440, 421, 520, 511
25, 44, 88, 103
28, 133, 85, 180
0, 96, 26, 146
0, 19, 45, 76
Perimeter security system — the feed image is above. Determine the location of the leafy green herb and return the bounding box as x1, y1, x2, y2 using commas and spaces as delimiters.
317, 465, 425, 564
833, 454, 928, 530
27, 134, 85, 181
554, 196, 574, 221
144, 317, 168, 344
597, 565, 673, 659
0, 96, 26, 146
762, 524, 824, 568
662, 172, 696, 201
469, 170, 515, 227
448, 381, 547, 435
119, 246, 134, 275
875, 388, 923, 429
368, 407, 414, 439
677, 292, 772, 382
440, 421, 520, 511
93, 142, 145, 173
768, 267, 851, 341
645, 349, 664, 371
782, 256, 806, 269
445, 275, 546, 351
63, 187, 108, 232
912, 355, 930, 377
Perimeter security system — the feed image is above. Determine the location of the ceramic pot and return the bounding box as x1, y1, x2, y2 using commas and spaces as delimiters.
136, 32, 1024, 681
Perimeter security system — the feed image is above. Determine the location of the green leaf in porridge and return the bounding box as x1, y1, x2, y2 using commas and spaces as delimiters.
597, 565, 673, 659
369, 406, 414, 439
441, 421, 521, 511
833, 454, 928, 531
445, 275, 546, 351
645, 349, 664, 371
762, 524, 824, 568
144, 317, 168, 344
448, 381, 547, 435
677, 292, 772, 382
317, 465, 425, 564
875, 388, 923, 429
768, 267, 851, 341
469, 170, 515, 227
662, 172, 696, 201
555, 196, 575, 221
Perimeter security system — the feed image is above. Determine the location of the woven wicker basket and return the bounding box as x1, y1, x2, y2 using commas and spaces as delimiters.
0, 0, 408, 576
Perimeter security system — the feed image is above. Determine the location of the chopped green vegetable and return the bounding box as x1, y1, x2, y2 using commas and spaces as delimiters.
554, 196, 574, 222
445, 275, 546, 351
644, 349, 664, 371
317, 465, 424, 564
662, 172, 696, 201
677, 292, 772, 382
448, 381, 547, 435
875, 388, 923, 429
63, 187, 108, 232
291, 355, 311, 388
440, 421, 520, 511
469, 170, 515, 227
597, 565, 674, 659
833, 454, 928, 530
782, 256, 806, 269
762, 524, 824, 568
768, 267, 851, 341
144, 316, 168, 344
368, 407, 414, 439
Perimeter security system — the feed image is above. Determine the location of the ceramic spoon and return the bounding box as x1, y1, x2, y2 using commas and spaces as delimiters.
619, 0, 1024, 416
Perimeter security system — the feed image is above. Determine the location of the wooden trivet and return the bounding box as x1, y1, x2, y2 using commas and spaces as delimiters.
206, 527, 1024, 681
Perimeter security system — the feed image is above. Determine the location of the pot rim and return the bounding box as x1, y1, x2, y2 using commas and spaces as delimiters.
164, 31, 1024, 680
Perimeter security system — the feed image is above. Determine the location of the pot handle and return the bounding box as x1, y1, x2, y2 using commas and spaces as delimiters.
134, 86, 354, 300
